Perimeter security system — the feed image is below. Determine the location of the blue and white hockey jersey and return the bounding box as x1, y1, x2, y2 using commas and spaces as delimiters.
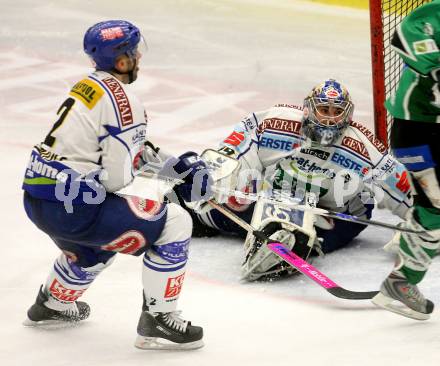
23, 71, 148, 204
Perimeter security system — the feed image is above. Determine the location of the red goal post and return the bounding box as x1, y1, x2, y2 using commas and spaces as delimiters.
369, 0, 432, 147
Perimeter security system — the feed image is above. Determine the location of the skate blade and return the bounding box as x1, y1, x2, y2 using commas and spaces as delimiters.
372, 292, 430, 321
23, 317, 82, 329
134, 335, 204, 350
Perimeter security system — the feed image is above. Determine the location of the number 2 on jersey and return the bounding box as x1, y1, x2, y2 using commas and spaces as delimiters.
44, 97, 76, 147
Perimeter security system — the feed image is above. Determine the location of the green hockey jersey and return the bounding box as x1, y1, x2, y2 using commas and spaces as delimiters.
385, 0, 440, 123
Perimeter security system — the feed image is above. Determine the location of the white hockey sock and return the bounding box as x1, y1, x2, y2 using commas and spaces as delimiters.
43, 253, 114, 311
142, 203, 192, 314
142, 256, 187, 314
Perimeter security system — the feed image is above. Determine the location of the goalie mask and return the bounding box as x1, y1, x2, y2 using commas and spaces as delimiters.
302, 79, 354, 146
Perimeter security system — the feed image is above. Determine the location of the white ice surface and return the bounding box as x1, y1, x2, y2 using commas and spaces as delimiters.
1, 1, 439, 365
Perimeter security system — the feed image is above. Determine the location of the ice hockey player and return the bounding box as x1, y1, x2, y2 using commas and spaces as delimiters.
372, 1, 440, 320
180, 79, 413, 281
22, 20, 212, 349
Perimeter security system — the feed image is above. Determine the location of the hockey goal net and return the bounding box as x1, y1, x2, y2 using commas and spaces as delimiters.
370, 0, 431, 147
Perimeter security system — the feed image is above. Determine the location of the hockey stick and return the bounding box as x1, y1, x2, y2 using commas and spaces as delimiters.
125, 147, 420, 234
211, 186, 424, 234
207, 200, 379, 300
125, 170, 421, 234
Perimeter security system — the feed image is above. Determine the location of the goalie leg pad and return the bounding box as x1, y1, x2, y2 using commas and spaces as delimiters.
241, 217, 316, 281
241, 199, 317, 281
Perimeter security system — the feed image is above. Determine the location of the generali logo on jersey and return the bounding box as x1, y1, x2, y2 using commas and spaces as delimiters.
350, 122, 386, 154
341, 136, 371, 160
102, 77, 133, 126
164, 273, 185, 298
257, 118, 302, 135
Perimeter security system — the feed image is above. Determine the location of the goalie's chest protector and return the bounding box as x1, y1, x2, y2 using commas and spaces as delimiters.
274, 140, 371, 208
256, 109, 375, 208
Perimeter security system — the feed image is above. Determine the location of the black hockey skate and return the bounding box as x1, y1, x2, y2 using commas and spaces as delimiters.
135, 311, 204, 350
23, 285, 90, 326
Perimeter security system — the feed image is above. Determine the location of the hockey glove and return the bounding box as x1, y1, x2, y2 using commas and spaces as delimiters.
162, 152, 214, 203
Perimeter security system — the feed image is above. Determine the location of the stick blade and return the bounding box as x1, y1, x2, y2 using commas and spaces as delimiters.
267, 242, 379, 300
327, 287, 379, 300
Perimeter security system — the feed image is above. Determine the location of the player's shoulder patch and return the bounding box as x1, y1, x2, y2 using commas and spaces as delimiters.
413, 39, 439, 55
69, 78, 104, 110
349, 121, 387, 154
